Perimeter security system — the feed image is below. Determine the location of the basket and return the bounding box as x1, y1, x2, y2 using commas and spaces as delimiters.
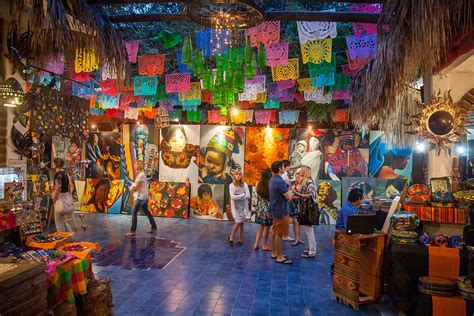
26, 232, 75, 250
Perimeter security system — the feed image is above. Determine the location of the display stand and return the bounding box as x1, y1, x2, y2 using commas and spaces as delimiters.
333, 231, 386, 310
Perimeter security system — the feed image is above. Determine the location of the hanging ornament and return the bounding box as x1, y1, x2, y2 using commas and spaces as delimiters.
258, 43, 266, 68
181, 36, 193, 64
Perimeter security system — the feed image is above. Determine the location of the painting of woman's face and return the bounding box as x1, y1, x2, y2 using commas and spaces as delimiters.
169, 129, 186, 152
95, 184, 110, 203
309, 137, 320, 151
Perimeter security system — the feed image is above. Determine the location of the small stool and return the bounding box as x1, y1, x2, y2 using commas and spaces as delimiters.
63, 213, 78, 231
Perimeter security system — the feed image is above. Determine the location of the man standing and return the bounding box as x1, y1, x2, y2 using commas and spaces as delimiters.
126, 161, 157, 236
269, 161, 294, 264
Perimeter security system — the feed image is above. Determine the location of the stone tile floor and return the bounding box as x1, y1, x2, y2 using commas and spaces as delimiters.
72, 213, 397, 315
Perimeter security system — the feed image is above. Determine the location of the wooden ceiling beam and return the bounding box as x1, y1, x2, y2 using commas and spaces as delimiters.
109, 11, 380, 23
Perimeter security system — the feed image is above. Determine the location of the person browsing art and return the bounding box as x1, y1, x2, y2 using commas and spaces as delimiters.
126, 161, 157, 236
336, 188, 363, 231
228, 169, 250, 246
52, 158, 75, 232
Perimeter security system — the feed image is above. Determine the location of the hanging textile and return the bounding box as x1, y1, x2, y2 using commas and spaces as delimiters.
297, 16, 337, 43
304, 89, 333, 104
255, 92, 267, 104
90, 108, 104, 116
330, 73, 351, 91
279, 87, 297, 103
238, 90, 258, 102
97, 94, 119, 109
332, 90, 350, 100
279, 110, 300, 125
104, 109, 123, 119
308, 53, 336, 74
245, 21, 280, 47
254, 110, 274, 124
300, 39, 332, 64
138, 54, 165, 76
143, 108, 157, 119
39, 74, 61, 91
159, 100, 174, 111
178, 82, 201, 101
207, 109, 226, 124
297, 78, 318, 92
71, 62, 93, 82
265, 42, 289, 67
169, 93, 180, 106
72, 81, 95, 98
244, 75, 266, 95
124, 108, 139, 120
155, 85, 168, 101
341, 64, 359, 77
245, 110, 254, 123
268, 84, 296, 100
176, 52, 193, 74
334, 108, 350, 122
168, 109, 183, 121
133, 76, 158, 96
345, 34, 377, 60
276, 79, 296, 90
100, 79, 117, 96
101, 60, 117, 80
181, 101, 199, 111
263, 98, 280, 110
89, 94, 97, 108
350, 4, 382, 36
230, 110, 246, 124
310, 73, 335, 87
166, 73, 191, 93
196, 30, 212, 57
346, 50, 372, 71
125, 40, 140, 63
43, 53, 64, 75
271, 58, 299, 81
186, 110, 202, 123
75, 48, 98, 73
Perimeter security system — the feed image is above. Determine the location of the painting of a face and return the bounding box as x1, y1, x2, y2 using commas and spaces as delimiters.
309, 137, 320, 151
205, 149, 226, 175
169, 129, 186, 152
95, 184, 110, 203
201, 191, 212, 202
297, 143, 305, 153
341, 141, 353, 151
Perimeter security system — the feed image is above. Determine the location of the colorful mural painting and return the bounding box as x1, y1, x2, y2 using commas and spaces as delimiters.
148, 182, 190, 218
288, 128, 326, 180
190, 183, 226, 220
86, 132, 122, 180
80, 178, 124, 213
316, 180, 341, 225
123, 124, 159, 181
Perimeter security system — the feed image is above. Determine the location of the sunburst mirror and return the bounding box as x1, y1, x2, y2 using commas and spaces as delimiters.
408, 90, 468, 148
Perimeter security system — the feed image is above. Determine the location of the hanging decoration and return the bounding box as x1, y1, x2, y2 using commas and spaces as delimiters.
277, 79, 296, 90
297, 18, 337, 43
186, 110, 202, 123
300, 39, 332, 64
245, 21, 281, 47
176, 52, 193, 74
138, 54, 165, 76
244, 75, 266, 95
345, 34, 377, 60
75, 48, 98, 73
166, 73, 191, 94
178, 82, 202, 101
310, 73, 335, 87
350, 4, 382, 36
334, 109, 350, 122
125, 40, 140, 63
346, 51, 372, 71
154, 108, 170, 128
271, 59, 299, 81
125, 108, 139, 120
72, 81, 95, 99
43, 53, 65, 75
308, 54, 336, 74
97, 94, 119, 109
159, 100, 174, 111
255, 92, 267, 104
71, 62, 93, 82
104, 109, 122, 119
254, 110, 275, 124
168, 109, 183, 121
304, 89, 333, 104
39, 74, 61, 91
407, 91, 468, 148
330, 74, 351, 91
332, 90, 350, 100
133, 76, 158, 96
208, 109, 226, 124
265, 42, 289, 67
297, 78, 318, 92
245, 110, 254, 123
279, 110, 300, 125
100, 79, 117, 96
263, 98, 280, 110
230, 110, 247, 124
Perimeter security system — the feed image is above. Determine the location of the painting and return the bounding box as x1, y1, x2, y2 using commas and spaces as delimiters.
288, 128, 326, 180
159, 125, 200, 182
189, 183, 227, 220
148, 182, 190, 218
86, 132, 122, 180
198, 126, 245, 184
316, 180, 341, 225
52, 137, 82, 180
369, 131, 413, 179
341, 177, 375, 205
74, 180, 86, 211
244, 127, 290, 186
123, 124, 159, 182
80, 179, 124, 213
324, 130, 369, 180
373, 179, 409, 198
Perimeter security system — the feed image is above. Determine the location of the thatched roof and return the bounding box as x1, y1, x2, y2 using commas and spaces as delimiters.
7, 0, 127, 83
350, 0, 473, 130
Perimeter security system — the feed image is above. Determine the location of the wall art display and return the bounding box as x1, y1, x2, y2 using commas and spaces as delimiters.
369, 131, 413, 179
341, 177, 375, 204
316, 180, 342, 225
324, 130, 369, 180
52, 137, 83, 180
74, 180, 86, 211
80, 179, 124, 213
86, 132, 122, 180
198, 126, 245, 184
190, 183, 226, 220
244, 127, 290, 186
159, 125, 200, 182
148, 182, 190, 218
288, 128, 326, 180
123, 124, 159, 181
373, 179, 409, 198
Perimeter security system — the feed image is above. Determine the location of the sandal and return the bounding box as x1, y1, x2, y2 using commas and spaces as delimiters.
237, 241, 243, 247
253, 246, 259, 250
298, 240, 305, 245
276, 258, 293, 264
125, 232, 136, 237
291, 241, 298, 246
271, 255, 287, 259
300, 253, 316, 259
228, 238, 233, 246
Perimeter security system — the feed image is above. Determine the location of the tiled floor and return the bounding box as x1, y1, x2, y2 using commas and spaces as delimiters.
72, 213, 397, 315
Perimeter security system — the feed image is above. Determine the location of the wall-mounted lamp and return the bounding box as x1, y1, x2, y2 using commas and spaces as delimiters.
0, 78, 24, 108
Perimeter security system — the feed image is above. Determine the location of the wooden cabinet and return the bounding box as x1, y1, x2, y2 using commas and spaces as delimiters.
333, 231, 385, 310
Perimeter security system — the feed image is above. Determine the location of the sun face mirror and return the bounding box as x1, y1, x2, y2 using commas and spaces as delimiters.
427, 110, 454, 136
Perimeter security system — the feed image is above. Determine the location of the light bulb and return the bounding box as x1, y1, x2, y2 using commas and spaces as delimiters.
415, 142, 426, 152
455, 145, 466, 155
232, 108, 238, 115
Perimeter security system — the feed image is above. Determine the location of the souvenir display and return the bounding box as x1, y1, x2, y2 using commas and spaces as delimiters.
432, 234, 449, 247
454, 190, 474, 208
407, 184, 431, 204
148, 182, 190, 218
391, 230, 419, 245
419, 232, 432, 246
430, 177, 455, 206
390, 211, 420, 231
418, 276, 458, 297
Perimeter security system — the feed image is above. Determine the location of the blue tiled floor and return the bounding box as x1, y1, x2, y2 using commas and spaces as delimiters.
72, 213, 397, 315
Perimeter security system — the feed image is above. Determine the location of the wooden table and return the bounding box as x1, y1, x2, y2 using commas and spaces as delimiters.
333, 231, 386, 310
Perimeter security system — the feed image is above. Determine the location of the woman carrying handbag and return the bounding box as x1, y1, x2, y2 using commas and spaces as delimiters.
293, 166, 319, 258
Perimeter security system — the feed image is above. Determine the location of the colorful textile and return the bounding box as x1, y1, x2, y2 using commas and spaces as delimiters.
428, 246, 460, 280
404, 205, 468, 224
277, 79, 296, 90
74, 48, 98, 73
310, 73, 335, 87
0, 213, 16, 232
207, 109, 226, 124
255, 92, 267, 104
186, 110, 202, 123
165, 73, 191, 94
345, 34, 377, 59
125, 40, 140, 63
297, 78, 318, 92
332, 90, 350, 100
271, 58, 299, 81
308, 54, 336, 74
297, 17, 337, 43
350, 4, 382, 36
346, 50, 372, 71
300, 39, 332, 64
97, 94, 119, 109
265, 42, 289, 67
432, 296, 466, 316
230, 110, 247, 124
178, 82, 201, 101
104, 109, 123, 118
160, 142, 198, 169
176, 52, 193, 74
330, 73, 351, 91
245, 21, 280, 47
59, 242, 100, 260
252, 191, 272, 226
390, 211, 420, 230
304, 89, 332, 103
138, 54, 165, 76
244, 76, 266, 94
263, 98, 280, 110
133, 76, 158, 96
72, 81, 95, 99
100, 79, 117, 96
195, 30, 212, 56
254, 110, 274, 124
47, 255, 93, 304
43, 53, 65, 75
159, 101, 173, 111
279, 110, 300, 125
124, 108, 139, 120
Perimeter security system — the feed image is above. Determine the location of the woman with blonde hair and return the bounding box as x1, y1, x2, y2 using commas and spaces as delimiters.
293, 165, 318, 258
228, 169, 250, 246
